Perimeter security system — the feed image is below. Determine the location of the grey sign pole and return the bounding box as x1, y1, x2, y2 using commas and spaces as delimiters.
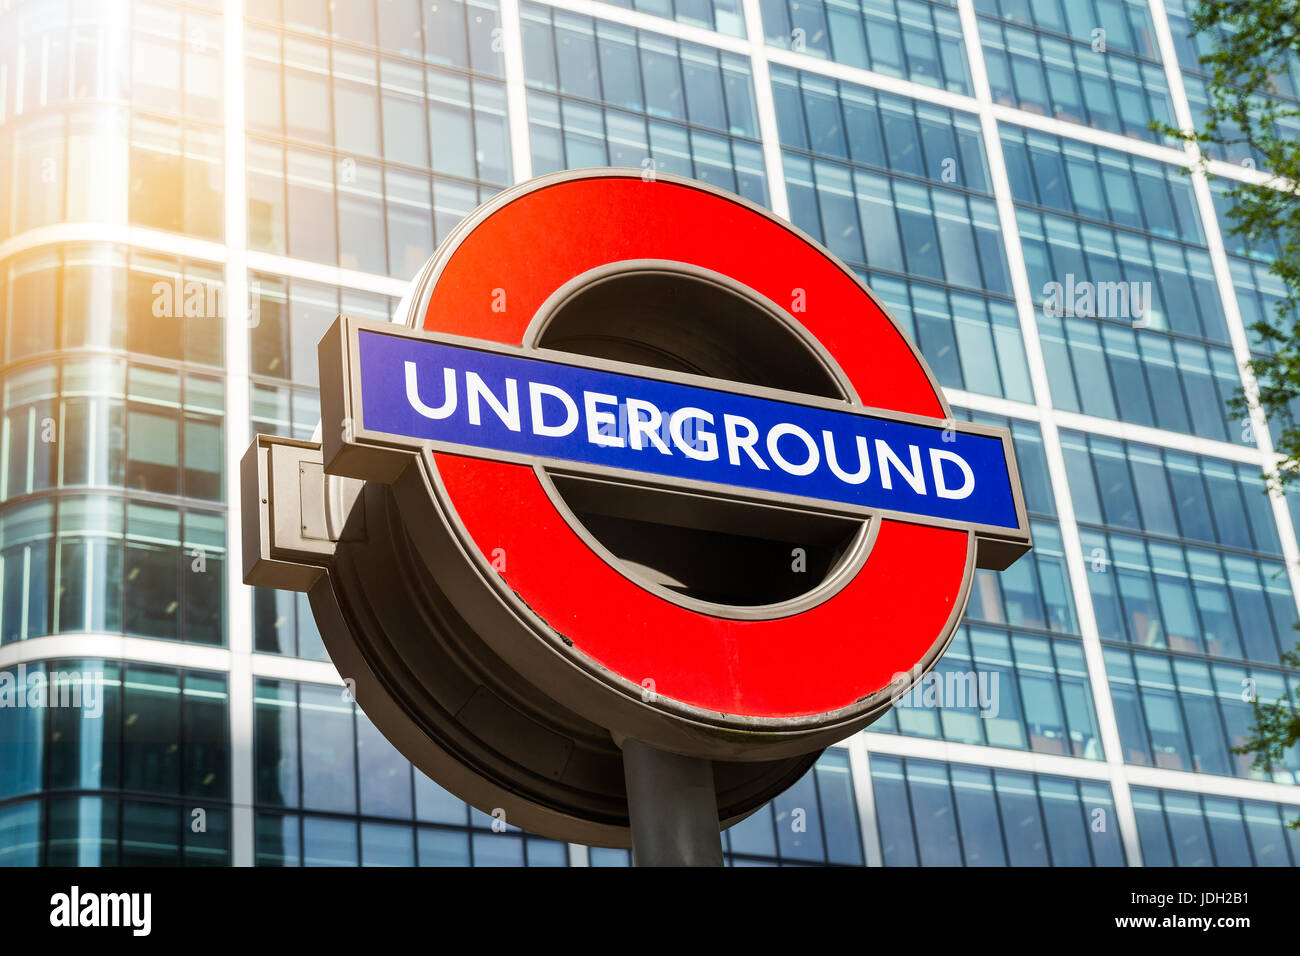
621, 738, 724, 866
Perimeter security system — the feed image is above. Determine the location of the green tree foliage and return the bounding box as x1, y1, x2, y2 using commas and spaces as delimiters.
1166, 0, 1300, 480
1233, 651, 1300, 823
1161, 1, 1299, 817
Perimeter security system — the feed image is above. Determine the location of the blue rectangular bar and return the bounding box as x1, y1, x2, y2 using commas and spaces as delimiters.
357, 330, 1022, 531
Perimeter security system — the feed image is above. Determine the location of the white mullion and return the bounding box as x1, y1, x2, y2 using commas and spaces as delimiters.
1124, 764, 1300, 807
1051, 410, 1266, 465
0, 413, 8, 500
863, 731, 1112, 780
1204, 157, 1289, 189
243, 250, 409, 298
943, 387, 1045, 422
13, 33, 24, 116
24, 407, 35, 491
988, 103, 1191, 166
85, 399, 97, 487
0, 632, 234, 672
499, 0, 535, 184
765, 45, 978, 114
567, 843, 590, 866
847, 734, 884, 867
223, 0, 255, 868
1145, 0, 1199, 136
954, 0, 1144, 865
535, 0, 750, 54
741, 0, 788, 218
39, 33, 49, 107
20, 547, 31, 639
82, 538, 94, 634
0, 223, 227, 269
250, 652, 343, 686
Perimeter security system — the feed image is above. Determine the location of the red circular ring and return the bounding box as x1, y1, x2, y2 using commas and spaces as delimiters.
416, 173, 972, 720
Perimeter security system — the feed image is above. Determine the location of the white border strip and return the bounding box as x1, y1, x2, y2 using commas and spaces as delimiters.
863, 731, 1111, 780
848, 734, 884, 866
536, 0, 751, 54
244, 250, 410, 297
0, 221, 228, 266
0, 633, 232, 672
223, 0, 255, 868
742, 0, 789, 218
499, 0, 536, 184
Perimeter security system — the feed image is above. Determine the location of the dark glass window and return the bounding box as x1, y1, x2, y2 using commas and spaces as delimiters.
1132, 786, 1299, 866
870, 755, 1125, 866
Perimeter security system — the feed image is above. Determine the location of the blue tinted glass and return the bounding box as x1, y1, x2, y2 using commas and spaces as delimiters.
1131, 788, 1174, 865
995, 769, 1049, 865
1081, 782, 1126, 865
472, 832, 525, 866
1163, 792, 1213, 865
1243, 802, 1293, 866
0, 800, 41, 867
906, 760, 963, 865
525, 838, 569, 866
815, 751, 864, 865
417, 827, 471, 866
871, 755, 918, 866
0, 661, 45, 800
256, 812, 300, 867
362, 822, 415, 866
950, 765, 1007, 866
1202, 796, 1253, 866
357, 712, 412, 819
303, 816, 358, 866
299, 684, 357, 814
773, 771, 825, 861
1038, 778, 1091, 865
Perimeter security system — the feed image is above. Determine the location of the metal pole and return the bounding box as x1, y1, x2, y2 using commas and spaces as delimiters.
621, 737, 724, 866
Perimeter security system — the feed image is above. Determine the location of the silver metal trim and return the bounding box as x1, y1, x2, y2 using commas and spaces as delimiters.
522, 258, 857, 402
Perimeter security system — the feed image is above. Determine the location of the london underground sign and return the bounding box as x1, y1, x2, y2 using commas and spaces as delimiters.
352, 330, 1024, 535
244, 169, 1031, 857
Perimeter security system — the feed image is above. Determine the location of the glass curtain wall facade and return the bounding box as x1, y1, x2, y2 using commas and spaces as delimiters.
1, 0, 1298, 866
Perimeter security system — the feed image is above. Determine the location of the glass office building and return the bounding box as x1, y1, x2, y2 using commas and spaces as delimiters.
1, 0, 1299, 866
